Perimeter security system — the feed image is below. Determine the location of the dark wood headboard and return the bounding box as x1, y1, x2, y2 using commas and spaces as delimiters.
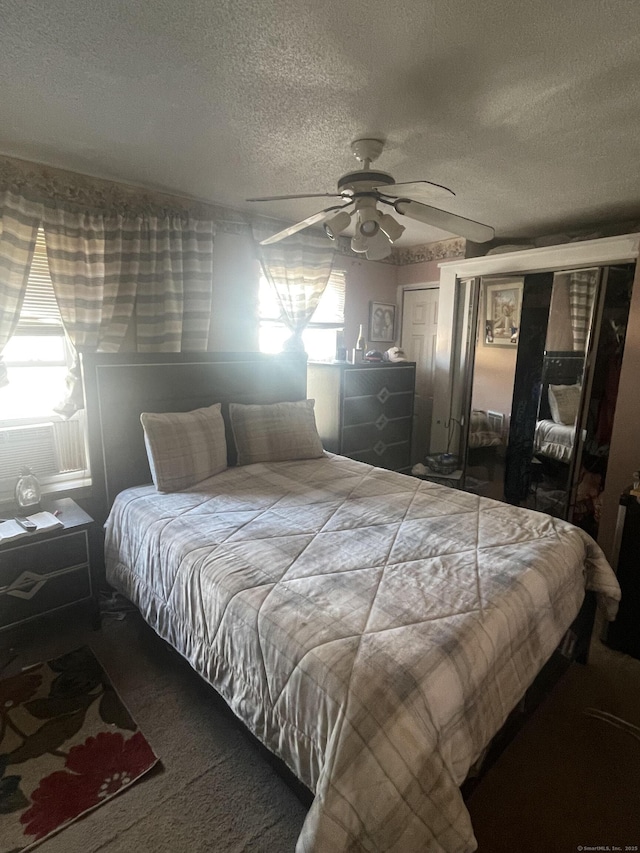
81, 352, 308, 522
538, 352, 585, 421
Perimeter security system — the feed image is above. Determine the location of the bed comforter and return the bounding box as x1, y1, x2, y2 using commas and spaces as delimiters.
105, 453, 620, 853
534, 418, 576, 463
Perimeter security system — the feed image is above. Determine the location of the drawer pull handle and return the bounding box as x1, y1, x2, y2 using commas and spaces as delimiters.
373, 441, 387, 456
375, 414, 388, 430
376, 387, 390, 404
7, 571, 48, 600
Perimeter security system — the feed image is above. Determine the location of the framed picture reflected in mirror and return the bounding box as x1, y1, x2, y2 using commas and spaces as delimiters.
484, 280, 523, 346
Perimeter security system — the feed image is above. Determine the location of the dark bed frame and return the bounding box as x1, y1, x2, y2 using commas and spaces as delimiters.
81, 350, 596, 805
81, 351, 309, 524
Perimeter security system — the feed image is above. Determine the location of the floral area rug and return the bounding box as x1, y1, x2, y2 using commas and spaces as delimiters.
0, 647, 159, 852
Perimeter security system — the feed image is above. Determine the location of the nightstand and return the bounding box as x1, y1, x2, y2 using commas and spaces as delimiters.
0, 498, 99, 635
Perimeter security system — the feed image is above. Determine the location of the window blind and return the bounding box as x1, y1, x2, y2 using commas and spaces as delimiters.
17, 228, 63, 333
310, 270, 345, 324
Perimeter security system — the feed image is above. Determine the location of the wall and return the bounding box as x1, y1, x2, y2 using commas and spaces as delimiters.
208, 231, 259, 351
0, 155, 396, 355
471, 344, 517, 417
203, 244, 398, 354
339, 257, 398, 352
397, 259, 441, 287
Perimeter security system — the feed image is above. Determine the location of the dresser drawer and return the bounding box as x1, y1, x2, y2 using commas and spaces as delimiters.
342, 417, 412, 454
0, 565, 91, 629
0, 531, 89, 587
343, 392, 413, 426
343, 366, 415, 398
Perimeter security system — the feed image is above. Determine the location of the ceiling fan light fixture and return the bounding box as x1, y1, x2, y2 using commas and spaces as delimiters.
323, 210, 352, 240
359, 219, 380, 236
356, 205, 381, 237
378, 213, 405, 243
364, 229, 393, 261
351, 233, 368, 254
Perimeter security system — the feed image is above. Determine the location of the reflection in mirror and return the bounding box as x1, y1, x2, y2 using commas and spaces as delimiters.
458, 262, 633, 531
526, 269, 598, 519
463, 276, 523, 500
568, 266, 632, 536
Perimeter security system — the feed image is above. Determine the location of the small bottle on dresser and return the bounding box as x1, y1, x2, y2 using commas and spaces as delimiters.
354, 324, 366, 363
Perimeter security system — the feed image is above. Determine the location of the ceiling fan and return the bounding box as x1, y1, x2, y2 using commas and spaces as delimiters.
247, 138, 495, 260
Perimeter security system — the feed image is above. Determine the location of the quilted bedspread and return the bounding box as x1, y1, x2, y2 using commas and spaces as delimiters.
105, 454, 620, 853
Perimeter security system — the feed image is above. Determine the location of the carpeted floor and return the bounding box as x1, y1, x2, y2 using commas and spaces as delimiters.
3, 611, 639, 852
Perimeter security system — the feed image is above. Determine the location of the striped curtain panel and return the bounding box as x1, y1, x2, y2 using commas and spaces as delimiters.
568, 269, 598, 352
254, 230, 334, 351
43, 208, 215, 413
43, 208, 137, 414
0, 190, 40, 386
133, 216, 215, 352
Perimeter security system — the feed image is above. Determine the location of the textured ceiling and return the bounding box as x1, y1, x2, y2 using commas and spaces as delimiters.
2, 0, 640, 246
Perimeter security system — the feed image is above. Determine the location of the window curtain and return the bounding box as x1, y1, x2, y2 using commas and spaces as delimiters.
0, 190, 40, 387
568, 269, 598, 352
254, 230, 335, 351
43, 208, 215, 415
132, 215, 215, 353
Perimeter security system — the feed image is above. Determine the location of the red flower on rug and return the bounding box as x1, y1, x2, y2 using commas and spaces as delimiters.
20, 731, 157, 840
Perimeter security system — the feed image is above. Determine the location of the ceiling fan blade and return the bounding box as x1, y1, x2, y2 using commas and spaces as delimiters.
376, 180, 455, 201
247, 192, 346, 202
259, 203, 353, 245
394, 200, 495, 243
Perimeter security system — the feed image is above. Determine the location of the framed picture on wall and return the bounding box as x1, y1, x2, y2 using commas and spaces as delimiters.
369, 302, 396, 343
484, 280, 523, 346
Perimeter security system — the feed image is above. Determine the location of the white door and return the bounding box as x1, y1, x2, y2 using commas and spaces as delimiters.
401, 287, 439, 464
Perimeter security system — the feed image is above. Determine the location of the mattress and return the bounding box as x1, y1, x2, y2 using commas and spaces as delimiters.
105, 453, 619, 853
534, 418, 576, 463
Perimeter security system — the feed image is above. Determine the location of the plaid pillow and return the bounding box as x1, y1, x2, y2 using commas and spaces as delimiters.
229, 399, 324, 465
140, 403, 227, 492
548, 384, 581, 425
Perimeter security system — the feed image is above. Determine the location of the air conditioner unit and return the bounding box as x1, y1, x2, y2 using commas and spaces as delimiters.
0, 423, 59, 481
0, 420, 86, 482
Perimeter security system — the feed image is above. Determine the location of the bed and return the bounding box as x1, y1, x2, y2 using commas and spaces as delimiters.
83, 352, 621, 853
533, 417, 575, 463
533, 352, 583, 464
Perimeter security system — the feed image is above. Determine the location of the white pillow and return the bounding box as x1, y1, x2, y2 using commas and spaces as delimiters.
548, 384, 581, 426
229, 399, 324, 465
140, 403, 227, 492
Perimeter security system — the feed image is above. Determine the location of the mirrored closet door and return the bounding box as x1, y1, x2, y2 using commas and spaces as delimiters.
458, 262, 634, 537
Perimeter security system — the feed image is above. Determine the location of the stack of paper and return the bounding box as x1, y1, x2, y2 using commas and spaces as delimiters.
0, 520, 28, 544
0, 511, 63, 544
27, 511, 64, 531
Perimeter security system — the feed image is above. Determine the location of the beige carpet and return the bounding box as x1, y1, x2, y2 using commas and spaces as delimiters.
3, 611, 639, 852
468, 626, 640, 852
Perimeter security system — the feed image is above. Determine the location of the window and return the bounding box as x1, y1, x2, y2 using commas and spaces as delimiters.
258, 270, 346, 361
2, 228, 71, 423
0, 228, 87, 500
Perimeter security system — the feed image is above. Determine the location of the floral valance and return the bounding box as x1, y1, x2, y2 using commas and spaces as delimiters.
0, 155, 224, 223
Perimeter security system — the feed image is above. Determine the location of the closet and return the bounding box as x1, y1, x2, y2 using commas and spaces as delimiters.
430, 235, 639, 550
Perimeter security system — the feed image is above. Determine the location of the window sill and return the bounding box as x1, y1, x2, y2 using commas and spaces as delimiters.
0, 476, 91, 514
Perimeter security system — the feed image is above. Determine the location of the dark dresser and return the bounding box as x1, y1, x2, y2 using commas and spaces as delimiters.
604, 489, 640, 660
307, 361, 415, 472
